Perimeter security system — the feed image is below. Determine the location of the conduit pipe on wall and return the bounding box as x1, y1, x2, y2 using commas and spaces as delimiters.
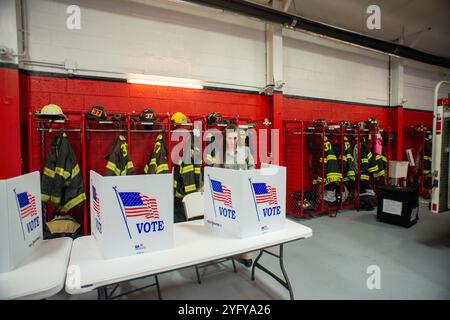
184, 0, 450, 69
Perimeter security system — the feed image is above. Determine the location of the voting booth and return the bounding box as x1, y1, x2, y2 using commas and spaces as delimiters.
0, 172, 43, 273
90, 171, 174, 259
203, 164, 286, 238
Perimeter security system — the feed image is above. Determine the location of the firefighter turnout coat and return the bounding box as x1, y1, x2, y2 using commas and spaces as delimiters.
41, 133, 86, 212
105, 135, 135, 176
144, 134, 169, 174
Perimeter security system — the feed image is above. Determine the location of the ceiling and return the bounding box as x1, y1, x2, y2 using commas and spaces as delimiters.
251, 0, 450, 59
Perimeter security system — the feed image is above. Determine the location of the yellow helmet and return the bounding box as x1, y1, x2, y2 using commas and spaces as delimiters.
36, 104, 65, 119
171, 112, 190, 125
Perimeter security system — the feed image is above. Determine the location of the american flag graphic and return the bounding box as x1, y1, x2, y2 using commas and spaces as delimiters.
252, 183, 278, 205
211, 179, 232, 207
118, 192, 159, 219
17, 192, 37, 219
92, 185, 100, 218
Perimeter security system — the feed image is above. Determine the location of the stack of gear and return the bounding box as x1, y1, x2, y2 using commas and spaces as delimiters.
373, 133, 387, 178
35, 104, 65, 120
173, 134, 202, 199
205, 131, 218, 166
105, 135, 135, 176
358, 137, 378, 196
423, 136, 432, 176
342, 137, 356, 182
314, 136, 342, 204
293, 190, 314, 211
41, 133, 86, 234
86, 106, 108, 121
144, 134, 169, 174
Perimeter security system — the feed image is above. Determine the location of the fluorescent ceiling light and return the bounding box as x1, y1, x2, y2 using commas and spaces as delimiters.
127, 73, 204, 89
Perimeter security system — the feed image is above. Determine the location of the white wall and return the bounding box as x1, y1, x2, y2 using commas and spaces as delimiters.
283, 29, 390, 105
0, 0, 19, 64
24, 0, 266, 89
403, 61, 450, 111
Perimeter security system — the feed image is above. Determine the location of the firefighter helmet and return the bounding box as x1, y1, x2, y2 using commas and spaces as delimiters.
171, 112, 190, 125
206, 112, 223, 124
86, 105, 108, 121
366, 117, 379, 127
139, 108, 158, 122
340, 120, 350, 128
36, 104, 65, 119
111, 113, 125, 122
313, 119, 327, 127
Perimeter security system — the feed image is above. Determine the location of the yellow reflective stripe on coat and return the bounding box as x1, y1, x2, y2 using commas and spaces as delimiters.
373, 170, 385, 178
71, 165, 80, 179
424, 156, 432, 161
41, 193, 50, 202
50, 195, 61, 204
44, 167, 55, 178
181, 165, 194, 174
61, 193, 87, 213
360, 174, 370, 180
144, 164, 149, 173
368, 165, 379, 173
185, 184, 196, 193
55, 167, 71, 179
194, 167, 201, 174
106, 161, 121, 175
326, 155, 337, 161
156, 164, 169, 173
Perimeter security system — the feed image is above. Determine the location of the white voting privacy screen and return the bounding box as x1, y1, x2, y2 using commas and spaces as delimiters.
90, 171, 174, 259
0, 172, 43, 273
204, 164, 286, 238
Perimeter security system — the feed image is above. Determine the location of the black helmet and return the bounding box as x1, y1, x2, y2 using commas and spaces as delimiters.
111, 113, 125, 122
86, 106, 108, 121
206, 112, 223, 124
139, 108, 158, 122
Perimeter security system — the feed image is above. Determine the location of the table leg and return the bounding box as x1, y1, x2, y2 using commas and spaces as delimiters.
97, 287, 108, 300
250, 244, 294, 300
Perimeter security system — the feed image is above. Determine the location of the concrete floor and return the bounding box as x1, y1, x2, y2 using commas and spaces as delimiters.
53, 205, 450, 300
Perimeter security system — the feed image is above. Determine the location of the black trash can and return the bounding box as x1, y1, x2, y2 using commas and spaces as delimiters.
376, 185, 419, 228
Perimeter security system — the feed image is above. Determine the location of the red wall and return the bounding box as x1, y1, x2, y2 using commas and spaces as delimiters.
284, 97, 390, 125
0, 67, 22, 179
20, 73, 269, 175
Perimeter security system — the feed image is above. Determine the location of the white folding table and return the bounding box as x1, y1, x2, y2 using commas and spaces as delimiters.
66, 219, 312, 300
0, 237, 73, 300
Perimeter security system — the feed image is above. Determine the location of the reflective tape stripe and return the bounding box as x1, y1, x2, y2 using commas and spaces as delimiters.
360, 174, 370, 180
50, 195, 61, 204
361, 159, 369, 163
156, 164, 169, 173
61, 193, 87, 213
185, 184, 196, 193
55, 167, 71, 179
126, 161, 134, 169
41, 193, 50, 202
194, 167, 201, 174
424, 156, 432, 161
150, 159, 157, 165
106, 162, 121, 175
44, 167, 55, 178
326, 155, 337, 161
368, 166, 379, 173
181, 165, 194, 174
71, 165, 80, 179
144, 164, 149, 173
373, 170, 385, 178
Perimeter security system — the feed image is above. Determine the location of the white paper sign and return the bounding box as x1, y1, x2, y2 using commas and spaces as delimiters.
204, 164, 286, 238
90, 171, 174, 259
383, 199, 403, 216
0, 172, 43, 273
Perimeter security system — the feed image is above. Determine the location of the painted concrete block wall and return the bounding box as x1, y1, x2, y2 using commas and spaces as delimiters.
283, 29, 389, 105
403, 61, 450, 111
0, 0, 19, 64
25, 0, 266, 88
